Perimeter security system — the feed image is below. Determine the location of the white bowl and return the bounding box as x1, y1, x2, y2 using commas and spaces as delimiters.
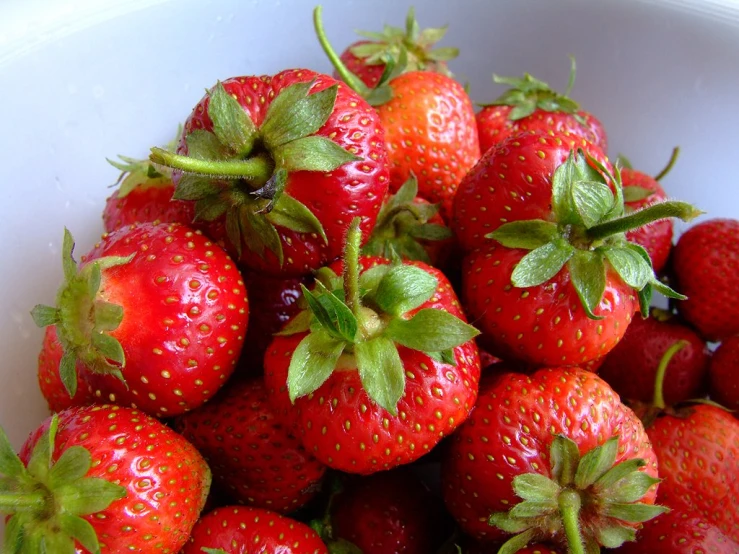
2, 0, 738, 539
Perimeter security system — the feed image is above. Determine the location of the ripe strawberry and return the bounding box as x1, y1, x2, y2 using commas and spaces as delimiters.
316, 6, 480, 219
150, 68, 389, 278
709, 335, 739, 411
615, 505, 739, 554
182, 506, 328, 554
361, 174, 454, 267
597, 311, 709, 405
646, 403, 739, 542
31, 223, 249, 417
37, 325, 94, 412
337, 7, 458, 88
672, 218, 739, 342
476, 59, 607, 154
103, 130, 194, 232
442, 367, 662, 551
0, 404, 210, 553
264, 218, 480, 474
174, 377, 326, 514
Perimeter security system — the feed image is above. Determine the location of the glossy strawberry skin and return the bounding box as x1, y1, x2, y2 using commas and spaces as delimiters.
442, 368, 659, 542
37, 326, 94, 412
182, 505, 328, 554
452, 132, 611, 253
476, 104, 607, 155
379, 71, 480, 219
178, 69, 390, 277
622, 168, 673, 274
597, 315, 709, 405
615, 506, 739, 554
709, 335, 739, 411
102, 183, 194, 233
461, 244, 637, 367
81, 222, 249, 417
338, 41, 388, 89
647, 404, 739, 542
19, 404, 211, 554
264, 258, 481, 474
174, 378, 326, 514
672, 218, 739, 342
332, 469, 452, 554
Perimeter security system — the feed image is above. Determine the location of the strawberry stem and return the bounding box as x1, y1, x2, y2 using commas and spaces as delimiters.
343, 217, 363, 320
558, 489, 586, 554
586, 201, 702, 241
653, 146, 680, 182
150, 147, 274, 185
0, 491, 47, 514
653, 340, 690, 410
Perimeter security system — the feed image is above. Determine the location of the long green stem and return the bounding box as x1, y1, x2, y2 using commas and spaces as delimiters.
150, 148, 273, 183
343, 218, 363, 320
0, 491, 47, 514
587, 201, 702, 240
653, 340, 690, 410
654, 146, 681, 182
558, 489, 586, 554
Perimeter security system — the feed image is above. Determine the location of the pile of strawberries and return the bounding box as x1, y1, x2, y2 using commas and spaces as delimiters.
1, 6, 738, 554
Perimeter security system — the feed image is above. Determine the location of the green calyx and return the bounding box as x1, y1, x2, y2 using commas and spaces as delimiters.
149, 79, 358, 265
30, 229, 133, 397
281, 217, 478, 415
361, 175, 452, 264
349, 6, 458, 77
486, 149, 701, 319
490, 435, 667, 554
0, 416, 127, 554
482, 57, 584, 122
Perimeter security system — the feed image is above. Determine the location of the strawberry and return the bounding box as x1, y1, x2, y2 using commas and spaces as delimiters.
442, 367, 663, 552
476, 59, 607, 154
337, 7, 458, 88
672, 218, 739, 342
315, 6, 480, 219
620, 148, 679, 274
264, 218, 480, 474
174, 377, 326, 514
615, 505, 739, 554
462, 539, 562, 554
0, 404, 210, 553
150, 69, 389, 278
709, 335, 739, 411
182, 506, 328, 554
103, 129, 194, 232
361, 174, 454, 267
646, 403, 739, 542
31, 223, 249, 417
597, 311, 710, 405
37, 325, 94, 412
453, 133, 698, 366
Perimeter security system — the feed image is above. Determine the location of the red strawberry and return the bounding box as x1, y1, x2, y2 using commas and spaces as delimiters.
174, 377, 326, 514
646, 403, 739, 542
672, 218, 739, 342
37, 325, 94, 412
316, 7, 480, 219
337, 7, 458, 88
103, 130, 194, 232
476, 59, 607, 154
31, 222, 249, 417
0, 404, 210, 553
615, 505, 739, 554
264, 218, 480, 474
597, 312, 709, 405
181, 506, 328, 554
150, 69, 389, 278
442, 367, 662, 551
709, 335, 739, 411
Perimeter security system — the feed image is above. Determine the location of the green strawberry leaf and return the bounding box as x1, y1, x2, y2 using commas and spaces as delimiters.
574, 436, 619, 489
596, 525, 637, 549
242, 209, 284, 265
27, 415, 58, 480
551, 151, 585, 226
604, 503, 668, 523
267, 193, 328, 243
355, 336, 405, 415
509, 499, 557, 518
407, 223, 452, 241
511, 239, 574, 288
173, 174, 220, 201
594, 459, 646, 491
567, 249, 606, 320
29, 305, 59, 328
0, 425, 28, 482
550, 435, 580, 486
61, 228, 77, 281
194, 196, 228, 222
495, 529, 539, 554
276, 310, 312, 336
385, 308, 479, 352
273, 135, 361, 172
287, 329, 347, 401
374, 265, 438, 316
651, 279, 686, 300
58, 513, 100, 554
207, 81, 259, 156
512, 473, 561, 502
603, 244, 653, 290
488, 512, 533, 534
90, 332, 125, 367
3, 513, 24, 553
358, 264, 391, 299
184, 129, 230, 161
48, 447, 91, 487
56, 478, 127, 515
623, 186, 655, 203
426, 46, 458, 62
302, 284, 357, 343
571, 178, 614, 228
604, 472, 661, 504
58, 352, 78, 398
487, 220, 559, 250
